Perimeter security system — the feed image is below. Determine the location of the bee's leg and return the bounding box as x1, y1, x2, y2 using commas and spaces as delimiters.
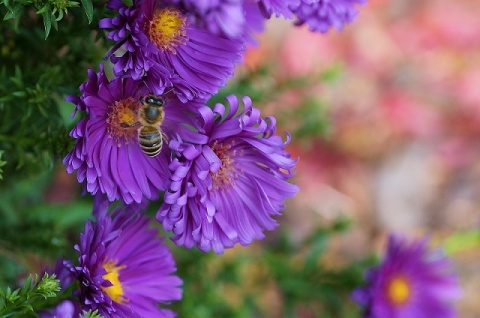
162, 131, 169, 143
120, 121, 141, 128
130, 121, 141, 127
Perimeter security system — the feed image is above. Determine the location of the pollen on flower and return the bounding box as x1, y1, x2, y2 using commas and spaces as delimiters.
210, 141, 241, 190
386, 275, 411, 306
101, 260, 127, 304
147, 8, 187, 52
106, 97, 140, 143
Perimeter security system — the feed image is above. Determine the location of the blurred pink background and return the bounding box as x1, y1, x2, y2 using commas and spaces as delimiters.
243, 0, 480, 315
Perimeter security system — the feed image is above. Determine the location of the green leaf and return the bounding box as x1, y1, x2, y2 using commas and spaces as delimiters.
80, 0, 93, 23
0, 151, 6, 180
3, 4, 22, 20
83, 309, 105, 318
40, 10, 53, 39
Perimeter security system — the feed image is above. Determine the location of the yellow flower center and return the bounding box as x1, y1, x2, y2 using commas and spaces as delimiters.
106, 97, 140, 143
101, 260, 127, 304
210, 141, 241, 191
386, 275, 411, 306
147, 7, 187, 52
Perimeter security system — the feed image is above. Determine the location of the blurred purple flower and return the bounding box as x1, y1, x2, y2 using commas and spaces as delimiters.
99, 0, 244, 101
166, 0, 245, 39
352, 235, 462, 318
257, 0, 300, 18
39, 300, 81, 318
66, 197, 182, 317
157, 95, 299, 253
291, 0, 366, 33
244, 0, 267, 44
63, 64, 206, 204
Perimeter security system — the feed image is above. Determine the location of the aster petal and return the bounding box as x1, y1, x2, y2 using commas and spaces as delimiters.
126, 145, 152, 198
117, 145, 143, 203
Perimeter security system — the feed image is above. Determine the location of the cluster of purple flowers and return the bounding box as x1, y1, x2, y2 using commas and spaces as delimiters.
64, 0, 368, 254
40, 0, 465, 317
56, 0, 368, 316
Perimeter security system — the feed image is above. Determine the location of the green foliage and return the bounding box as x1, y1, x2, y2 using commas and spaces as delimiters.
264, 219, 371, 317
0, 169, 89, 288
0, 273, 60, 317
1, 0, 94, 38
171, 218, 372, 317
82, 309, 104, 318
0, 150, 6, 180
0, 2, 106, 185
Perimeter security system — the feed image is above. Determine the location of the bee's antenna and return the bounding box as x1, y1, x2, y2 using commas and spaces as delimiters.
162, 87, 175, 96
141, 79, 175, 97
142, 79, 153, 95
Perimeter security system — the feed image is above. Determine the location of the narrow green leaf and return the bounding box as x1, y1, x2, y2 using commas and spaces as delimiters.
3, 4, 22, 20
41, 10, 52, 39
11, 91, 26, 97
51, 17, 58, 30
20, 275, 33, 294
80, 0, 93, 23
36, 5, 48, 13
3, 11, 15, 20
55, 9, 64, 21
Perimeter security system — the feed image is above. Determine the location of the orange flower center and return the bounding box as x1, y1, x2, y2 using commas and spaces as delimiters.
386, 275, 411, 306
101, 260, 127, 304
106, 97, 140, 143
210, 141, 241, 191
147, 7, 187, 52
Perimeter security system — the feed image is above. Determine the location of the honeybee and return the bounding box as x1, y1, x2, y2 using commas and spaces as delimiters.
135, 94, 167, 157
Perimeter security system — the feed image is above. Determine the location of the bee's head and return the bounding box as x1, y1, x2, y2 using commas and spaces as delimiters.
144, 94, 165, 107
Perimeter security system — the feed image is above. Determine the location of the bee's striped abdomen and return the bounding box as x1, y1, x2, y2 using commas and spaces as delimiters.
138, 126, 162, 157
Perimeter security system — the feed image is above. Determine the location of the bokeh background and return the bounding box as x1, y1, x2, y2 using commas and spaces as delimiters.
2, 0, 480, 317
247, 0, 480, 315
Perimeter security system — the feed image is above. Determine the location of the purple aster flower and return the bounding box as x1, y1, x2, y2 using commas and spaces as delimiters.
290, 0, 366, 33
66, 196, 182, 317
63, 64, 207, 204
99, 0, 245, 101
257, 0, 300, 18
157, 95, 299, 254
352, 235, 462, 318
